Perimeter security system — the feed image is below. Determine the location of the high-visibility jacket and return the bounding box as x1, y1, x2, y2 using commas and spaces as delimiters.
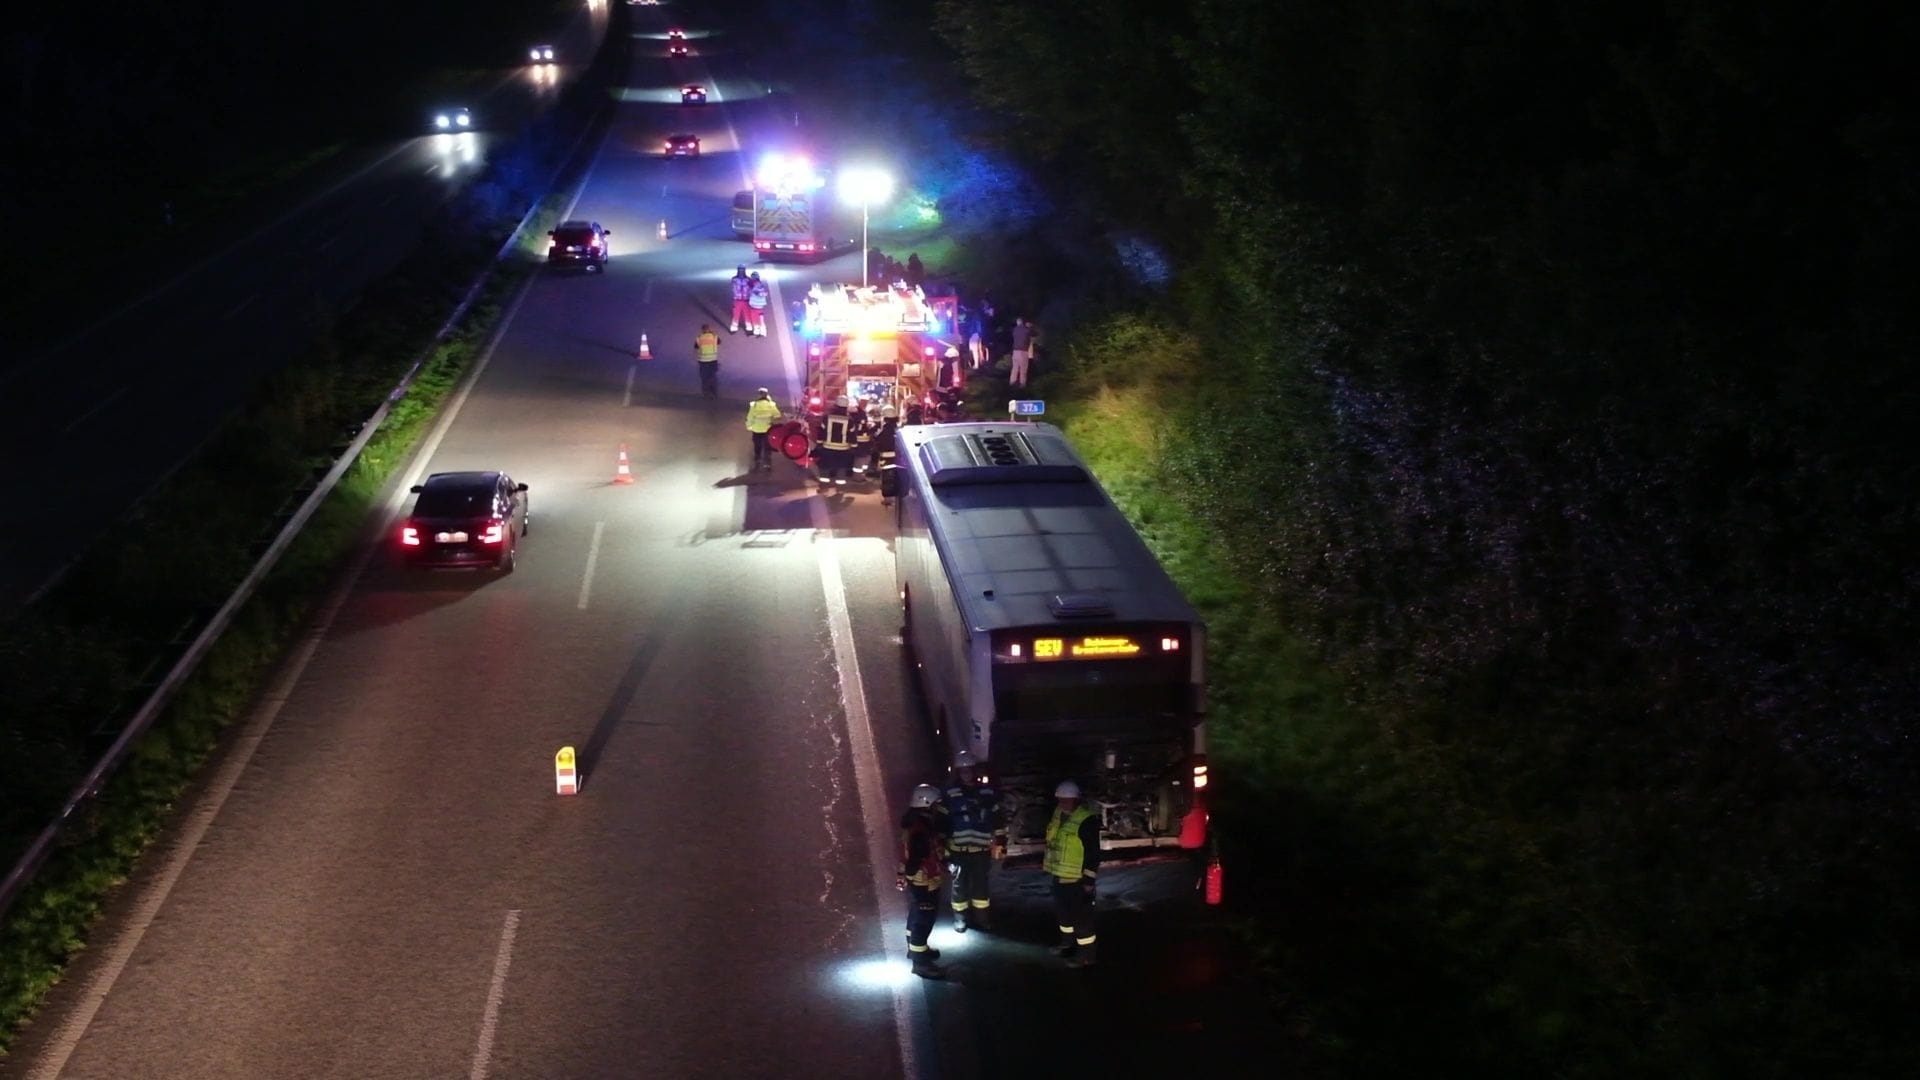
745, 398, 782, 433
940, 783, 1005, 852
1042, 804, 1098, 882
748, 282, 770, 310
695, 331, 720, 361
898, 810, 945, 887
821, 411, 854, 451
730, 274, 752, 301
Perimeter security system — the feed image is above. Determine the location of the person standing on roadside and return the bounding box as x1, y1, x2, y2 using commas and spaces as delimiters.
744, 387, 783, 471
695, 324, 721, 397
1043, 779, 1101, 967
896, 783, 948, 978
747, 272, 772, 337
1009, 317, 1034, 388
939, 750, 1006, 933
729, 265, 752, 334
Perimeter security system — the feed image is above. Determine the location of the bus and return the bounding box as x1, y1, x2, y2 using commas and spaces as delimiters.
890, 421, 1210, 861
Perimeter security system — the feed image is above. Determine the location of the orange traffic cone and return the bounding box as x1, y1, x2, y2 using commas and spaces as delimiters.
637, 333, 652, 360
657, 219, 668, 240
614, 445, 635, 485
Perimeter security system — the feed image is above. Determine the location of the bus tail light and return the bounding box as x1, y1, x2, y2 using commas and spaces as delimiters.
1192, 761, 1209, 790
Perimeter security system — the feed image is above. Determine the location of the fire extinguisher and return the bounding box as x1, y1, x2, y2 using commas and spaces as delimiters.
1203, 836, 1224, 906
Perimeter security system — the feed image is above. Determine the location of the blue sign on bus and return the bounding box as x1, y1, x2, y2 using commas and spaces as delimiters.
1009, 399, 1046, 416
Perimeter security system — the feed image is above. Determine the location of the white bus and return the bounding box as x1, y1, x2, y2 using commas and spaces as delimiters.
889, 422, 1210, 860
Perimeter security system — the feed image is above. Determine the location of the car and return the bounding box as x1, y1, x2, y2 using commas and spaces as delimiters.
732, 190, 754, 237
668, 28, 685, 39
529, 45, 555, 63
547, 220, 611, 271
668, 40, 689, 56
433, 107, 472, 132
664, 134, 701, 157
400, 472, 530, 572
681, 84, 707, 104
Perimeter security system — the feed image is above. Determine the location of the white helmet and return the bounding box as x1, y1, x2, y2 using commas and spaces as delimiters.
910, 783, 941, 808
881, 405, 898, 419
834, 395, 850, 408
953, 750, 977, 770
1054, 780, 1081, 799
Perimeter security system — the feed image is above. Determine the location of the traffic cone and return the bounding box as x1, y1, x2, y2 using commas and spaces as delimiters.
614, 445, 635, 485
637, 334, 652, 360
657, 219, 668, 240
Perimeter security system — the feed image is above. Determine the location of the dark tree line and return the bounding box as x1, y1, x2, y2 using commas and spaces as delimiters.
919, 1, 1917, 1075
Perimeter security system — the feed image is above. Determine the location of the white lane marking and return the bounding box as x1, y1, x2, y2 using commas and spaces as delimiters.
59, 385, 130, 434
19, 247, 552, 1080
577, 521, 605, 610
467, 909, 522, 1080
622, 363, 636, 407
643, 277, 653, 305
220, 292, 260, 321
766, 284, 924, 1080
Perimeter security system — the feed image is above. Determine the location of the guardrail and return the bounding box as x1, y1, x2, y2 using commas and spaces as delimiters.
0, 109, 606, 925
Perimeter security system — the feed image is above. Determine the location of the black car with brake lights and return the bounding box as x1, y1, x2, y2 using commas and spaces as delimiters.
547, 220, 610, 270
664, 134, 701, 157
400, 471, 530, 573
681, 84, 707, 104
668, 39, 688, 57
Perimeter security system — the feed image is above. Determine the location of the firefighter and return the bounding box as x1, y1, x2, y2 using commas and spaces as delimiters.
747, 272, 771, 336
896, 783, 947, 978
866, 405, 899, 474
817, 395, 856, 489
728, 265, 752, 333
940, 750, 1006, 933
1044, 779, 1102, 968
744, 388, 783, 471
694, 324, 720, 397
851, 402, 875, 476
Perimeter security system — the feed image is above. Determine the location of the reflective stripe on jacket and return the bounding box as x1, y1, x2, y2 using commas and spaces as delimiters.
745, 399, 782, 432
940, 784, 1004, 851
730, 275, 752, 301
748, 283, 770, 310
696, 332, 720, 360
822, 412, 854, 450
1042, 805, 1096, 882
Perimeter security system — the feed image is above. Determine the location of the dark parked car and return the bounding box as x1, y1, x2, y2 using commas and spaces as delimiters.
664, 134, 701, 157
681, 83, 707, 104
400, 471, 530, 573
547, 220, 610, 271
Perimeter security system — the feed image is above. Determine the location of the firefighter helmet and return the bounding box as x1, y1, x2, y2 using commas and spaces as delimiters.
910, 783, 941, 808
1054, 780, 1082, 799
881, 405, 898, 419
834, 395, 849, 407
954, 750, 977, 770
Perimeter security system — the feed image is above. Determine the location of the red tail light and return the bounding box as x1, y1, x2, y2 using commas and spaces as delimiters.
798, 243, 814, 252
481, 520, 505, 544
401, 525, 421, 546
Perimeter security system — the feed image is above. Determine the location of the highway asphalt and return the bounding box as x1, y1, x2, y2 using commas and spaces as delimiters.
0, 5, 609, 617
4, 9, 1277, 1079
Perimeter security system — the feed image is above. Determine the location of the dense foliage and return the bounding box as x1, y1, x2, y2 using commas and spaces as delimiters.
915, 1, 1917, 1075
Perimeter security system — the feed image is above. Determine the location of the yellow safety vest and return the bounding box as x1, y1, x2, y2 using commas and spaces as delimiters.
1042, 805, 1095, 881
745, 398, 782, 432
822, 413, 854, 450
696, 332, 720, 361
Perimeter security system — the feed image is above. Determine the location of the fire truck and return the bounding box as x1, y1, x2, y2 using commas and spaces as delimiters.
767, 281, 962, 463
751, 154, 834, 261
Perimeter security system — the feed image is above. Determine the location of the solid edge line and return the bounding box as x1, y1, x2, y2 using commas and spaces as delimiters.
20, 255, 549, 1080
467, 909, 523, 1080
766, 276, 927, 1080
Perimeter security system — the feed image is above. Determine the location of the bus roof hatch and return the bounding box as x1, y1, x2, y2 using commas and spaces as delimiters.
1046, 593, 1114, 619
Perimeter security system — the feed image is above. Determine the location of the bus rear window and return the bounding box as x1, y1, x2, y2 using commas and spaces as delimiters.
993, 661, 1186, 724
